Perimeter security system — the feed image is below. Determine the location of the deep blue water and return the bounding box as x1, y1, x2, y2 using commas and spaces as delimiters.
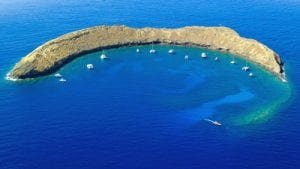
0, 0, 300, 169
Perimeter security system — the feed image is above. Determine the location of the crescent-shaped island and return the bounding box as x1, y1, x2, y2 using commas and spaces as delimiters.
7, 25, 287, 81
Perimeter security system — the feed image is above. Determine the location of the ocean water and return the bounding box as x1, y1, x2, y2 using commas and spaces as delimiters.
0, 0, 300, 169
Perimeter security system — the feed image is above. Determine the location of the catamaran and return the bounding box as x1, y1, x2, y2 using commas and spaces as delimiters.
149, 43, 156, 54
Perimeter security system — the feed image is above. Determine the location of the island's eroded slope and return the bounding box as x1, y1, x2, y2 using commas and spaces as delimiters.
7, 25, 286, 81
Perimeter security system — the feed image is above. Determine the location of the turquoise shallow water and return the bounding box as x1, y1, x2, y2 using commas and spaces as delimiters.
0, 0, 299, 169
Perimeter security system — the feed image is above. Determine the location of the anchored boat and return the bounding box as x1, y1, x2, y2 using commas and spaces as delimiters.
168, 49, 175, 54
86, 64, 94, 70
184, 55, 189, 60
54, 73, 62, 78
242, 66, 250, 71
242, 62, 250, 71
201, 52, 207, 58
59, 78, 67, 82
149, 43, 156, 54
100, 51, 108, 60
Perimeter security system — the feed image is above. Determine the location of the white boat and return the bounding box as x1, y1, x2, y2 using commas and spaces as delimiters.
54, 73, 62, 78
204, 119, 222, 126
184, 55, 189, 60
100, 54, 107, 60
149, 43, 156, 54
201, 52, 207, 58
214, 57, 219, 61
242, 66, 250, 71
242, 62, 250, 71
86, 64, 94, 70
168, 49, 175, 54
249, 72, 254, 77
136, 48, 140, 53
149, 49, 156, 54
230, 56, 236, 64
59, 78, 67, 82
100, 51, 108, 60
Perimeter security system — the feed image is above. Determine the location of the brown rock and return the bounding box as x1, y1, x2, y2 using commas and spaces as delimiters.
7, 25, 286, 81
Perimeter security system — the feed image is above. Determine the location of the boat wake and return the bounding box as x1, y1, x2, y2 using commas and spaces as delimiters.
204, 118, 222, 126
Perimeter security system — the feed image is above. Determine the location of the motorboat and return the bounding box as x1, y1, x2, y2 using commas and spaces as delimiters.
100, 54, 107, 60
249, 72, 254, 77
214, 57, 219, 61
242, 62, 250, 71
86, 64, 94, 70
204, 119, 222, 126
54, 73, 62, 78
100, 51, 108, 60
136, 48, 140, 53
168, 49, 175, 54
59, 78, 67, 82
184, 55, 189, 60
230, 56, 236, 64
230, 60, 236, 64
201, 52, 207, 58
242, 66, 250, 71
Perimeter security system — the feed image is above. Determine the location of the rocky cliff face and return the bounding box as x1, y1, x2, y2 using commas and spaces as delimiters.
8, 25, 285, 80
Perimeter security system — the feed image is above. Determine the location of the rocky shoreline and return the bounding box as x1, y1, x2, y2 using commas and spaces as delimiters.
7, 25, 286, 81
